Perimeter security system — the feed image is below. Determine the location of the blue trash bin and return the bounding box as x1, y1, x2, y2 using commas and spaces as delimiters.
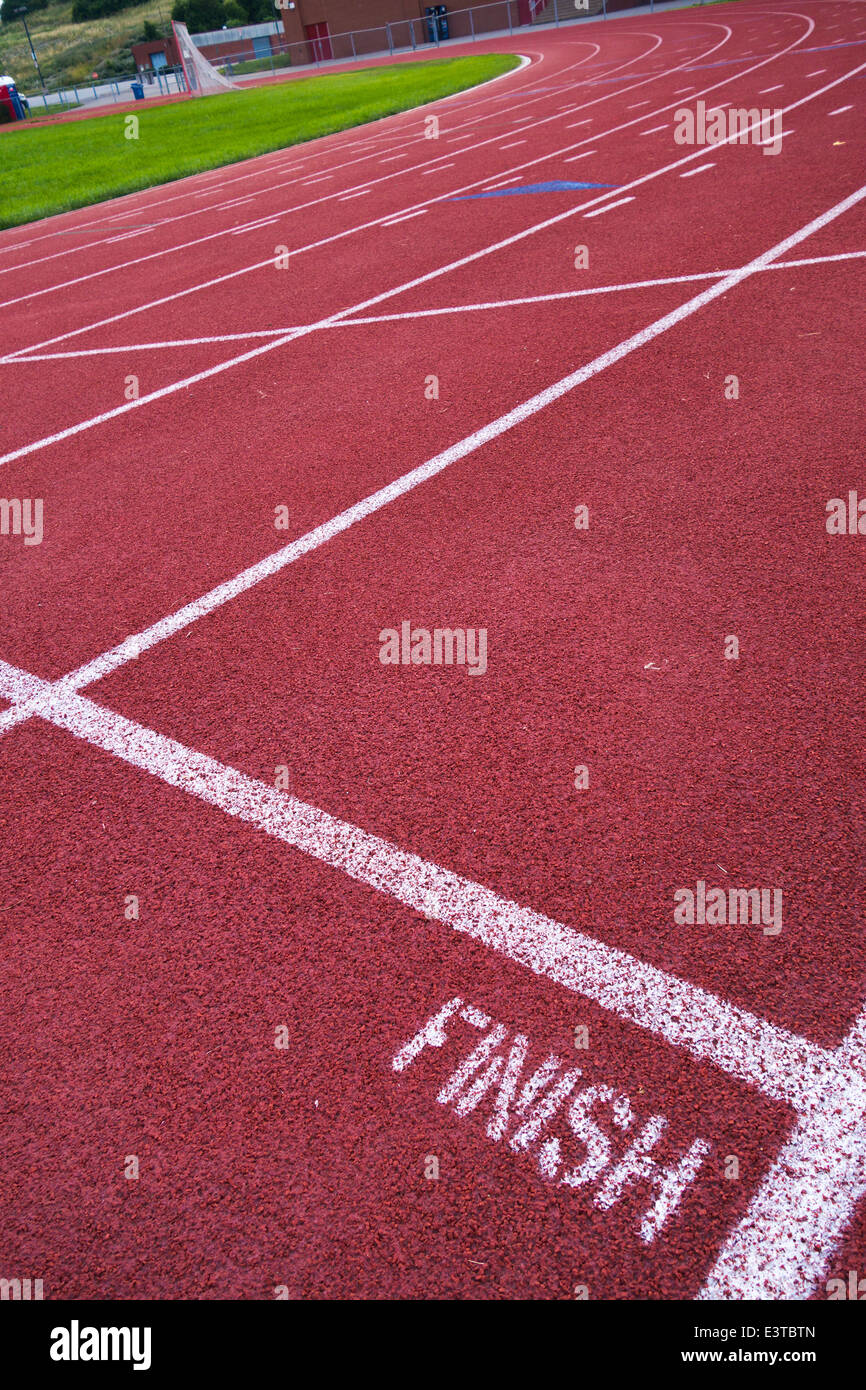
131, 81, 144, 100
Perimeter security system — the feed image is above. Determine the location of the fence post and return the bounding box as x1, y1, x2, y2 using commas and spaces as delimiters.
386, 22, 394, 54
554, 0, 560, 26
350, 32, 356, 58
469, 7, 475, 40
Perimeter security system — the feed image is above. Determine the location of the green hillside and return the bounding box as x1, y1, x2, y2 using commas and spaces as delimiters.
0, 0, 173, 89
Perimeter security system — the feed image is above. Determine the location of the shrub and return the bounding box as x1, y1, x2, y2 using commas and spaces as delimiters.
71, 0, 143, 21
171, 0, 226, 32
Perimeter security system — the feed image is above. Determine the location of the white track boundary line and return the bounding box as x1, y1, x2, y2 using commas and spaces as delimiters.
0, 184, 862, 729
5, 23, 849, 372
0, 654, 855, 1120
3, 178, 861, 1306
699, 1071, 866, 1300
583, 196, 636, 216
0, 656, 864, 1304
0, 34, 654, 287
10, 249, 864, 362
0, 28, 694, 311
5, 64, 862, 464
0, 47, 545, 266
19, 7, 816, 306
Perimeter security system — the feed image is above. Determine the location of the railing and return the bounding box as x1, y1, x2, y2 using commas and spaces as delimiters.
200, 0, 662, 73
19, 67, 186, 112
18, 0, 713, 108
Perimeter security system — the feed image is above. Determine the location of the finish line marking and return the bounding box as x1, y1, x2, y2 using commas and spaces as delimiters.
0, 655, 864, 1302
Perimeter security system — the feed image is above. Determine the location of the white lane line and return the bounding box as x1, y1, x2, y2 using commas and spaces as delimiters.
807, 69, 826, 76
759, 84, 784, 92
3, 52, 532, 266
381, 210, 428, 227
338, 189, 371, 200
0, 23, 798, 318
836, 1003, 866, 1075
640, 124, 669, 135
231, 218, 279, 235
17, 251, 866, 362
104, 230, 150, 244
9, 43, 860, 367
0, 657, 849, 1116
482, 176, 522, 190
421, 163, 455, 174
756, 128, 795, 145
680, 162, 716, 178
829, 104, 853, 114
627, 100, 651, 108
2, 190, 861, 726
0, 31, 717, 294
699, 1070, 866, 1300
566, 119, 593, 128
5, 333, 299, 359
564, 150, 598, 162
584, 197, 635, 217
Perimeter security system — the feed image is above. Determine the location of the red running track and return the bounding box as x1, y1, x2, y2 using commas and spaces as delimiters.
0, 0, 865, 1301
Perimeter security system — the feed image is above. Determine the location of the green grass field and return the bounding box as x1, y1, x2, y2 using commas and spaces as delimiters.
0, 54, 518, 230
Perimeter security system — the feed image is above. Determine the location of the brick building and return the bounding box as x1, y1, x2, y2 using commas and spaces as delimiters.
131, 0, 620, 78
277, 2, 539, 55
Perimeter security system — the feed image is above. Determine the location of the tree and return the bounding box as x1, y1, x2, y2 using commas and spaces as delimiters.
185, 0, 226, 31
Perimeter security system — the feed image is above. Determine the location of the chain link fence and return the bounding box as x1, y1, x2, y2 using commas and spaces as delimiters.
19, 0, 714, 112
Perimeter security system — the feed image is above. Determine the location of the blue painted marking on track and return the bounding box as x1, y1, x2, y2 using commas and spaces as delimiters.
453, 180, 618, 200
